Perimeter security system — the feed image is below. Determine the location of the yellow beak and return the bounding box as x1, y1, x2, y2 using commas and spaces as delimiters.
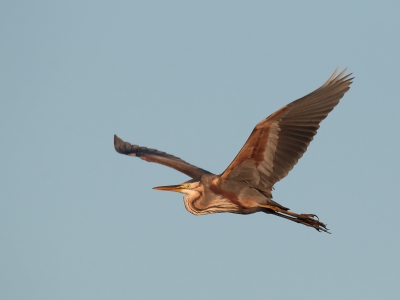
153, 184, 183, 192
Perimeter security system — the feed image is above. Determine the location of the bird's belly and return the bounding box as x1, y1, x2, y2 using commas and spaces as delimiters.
231, 197, 264, 214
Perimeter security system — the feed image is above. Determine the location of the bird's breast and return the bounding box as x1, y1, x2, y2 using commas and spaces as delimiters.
183, 192, 239, 215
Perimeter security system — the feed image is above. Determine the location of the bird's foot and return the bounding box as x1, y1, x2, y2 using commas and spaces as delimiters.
297, 214, 330, 233
260, 204, 330, 233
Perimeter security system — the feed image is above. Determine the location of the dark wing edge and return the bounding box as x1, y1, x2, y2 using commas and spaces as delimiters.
220, 68, 353, 190
114, 135, 212, 179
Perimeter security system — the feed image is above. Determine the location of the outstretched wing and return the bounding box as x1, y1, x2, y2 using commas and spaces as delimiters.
220, 69, 353, 193
114, 135, 212, 179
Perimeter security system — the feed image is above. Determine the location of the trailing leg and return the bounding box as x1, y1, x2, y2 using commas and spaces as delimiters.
260, 204, 330, 233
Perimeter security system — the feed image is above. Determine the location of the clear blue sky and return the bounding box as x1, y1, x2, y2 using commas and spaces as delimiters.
1, 1, 399, 299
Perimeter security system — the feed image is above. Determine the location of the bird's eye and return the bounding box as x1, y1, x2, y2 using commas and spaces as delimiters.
184, 183, 191, 188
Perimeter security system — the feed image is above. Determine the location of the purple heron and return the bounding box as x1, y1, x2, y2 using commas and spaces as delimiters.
114, 69, 353, 233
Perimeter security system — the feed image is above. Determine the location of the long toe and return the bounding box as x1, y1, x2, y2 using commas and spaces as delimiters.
298, 214, 329, 233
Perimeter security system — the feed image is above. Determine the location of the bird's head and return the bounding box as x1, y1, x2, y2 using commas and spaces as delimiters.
153, 180, 205, 215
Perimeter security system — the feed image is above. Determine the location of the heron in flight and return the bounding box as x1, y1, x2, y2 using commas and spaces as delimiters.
114, 69, 353, 233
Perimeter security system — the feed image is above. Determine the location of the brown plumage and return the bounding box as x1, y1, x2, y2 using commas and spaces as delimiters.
114, 69, 353, 233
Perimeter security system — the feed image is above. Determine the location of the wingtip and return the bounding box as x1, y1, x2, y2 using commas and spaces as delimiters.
114, 134, 121, 148
321, 69, 337, 87
336, 68, 348, 80
114, 134, 126, 153
322, 67, 352, 87
113, 135, 140, 156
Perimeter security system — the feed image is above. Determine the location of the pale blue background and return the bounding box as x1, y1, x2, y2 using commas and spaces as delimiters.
1, 1, 399, 299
